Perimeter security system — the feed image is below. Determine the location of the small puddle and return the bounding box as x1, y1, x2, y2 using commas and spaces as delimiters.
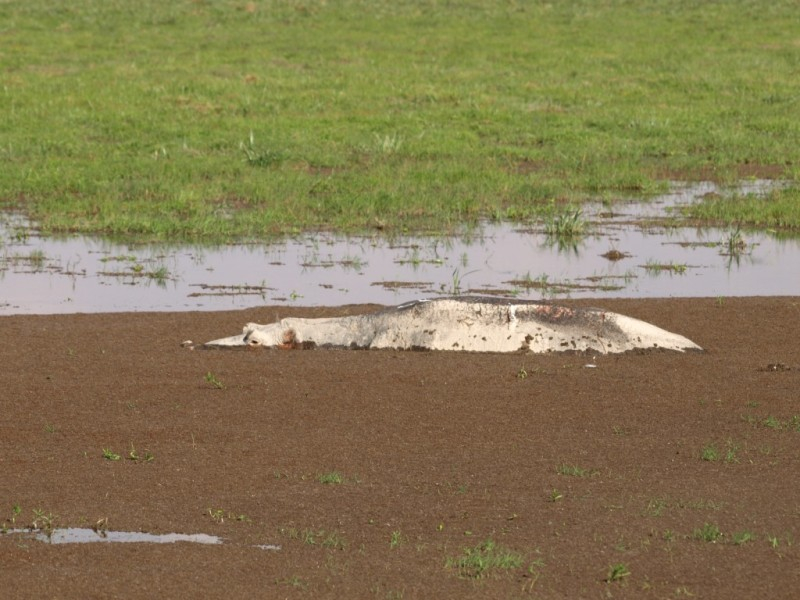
3, 527, 280, 550
1, 181, 798, 314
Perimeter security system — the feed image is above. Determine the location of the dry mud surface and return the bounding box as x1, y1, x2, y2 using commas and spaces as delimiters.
1, 297, 799, 599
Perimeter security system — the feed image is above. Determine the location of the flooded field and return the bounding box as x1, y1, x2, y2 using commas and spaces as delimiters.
1, 182, 797, 314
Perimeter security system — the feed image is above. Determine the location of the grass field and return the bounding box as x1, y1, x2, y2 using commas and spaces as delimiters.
1, 0, 799, 240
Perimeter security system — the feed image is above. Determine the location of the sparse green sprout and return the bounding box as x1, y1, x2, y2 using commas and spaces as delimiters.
517, 366, 528, 379
102, 448, 121, 461
643, 260, 688, 275
447, 539, 525, 579
544, 207, 586, 239
549, 489, 563, 503
701, 444, 719, 461
693, 523, 723, 543
733, 531, 756, 545
390, 530, 403, 549
724, 441, 740, 463
317, 472, 344, 485
322, 531, 346, 549
205, 372, 225, 389
44, 423, 56, 434
207, 508, 226, 524
31, 509, 57, 537
556, 464, 596, 477
722, 225, 748, 257
645, 498, 668, 517
276, 575, 306, 589
606, 563, 631, 583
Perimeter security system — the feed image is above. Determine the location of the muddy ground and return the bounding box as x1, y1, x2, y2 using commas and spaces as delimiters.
1, 297, 798, 599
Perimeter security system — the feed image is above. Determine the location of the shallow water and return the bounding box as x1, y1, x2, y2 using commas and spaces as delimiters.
6, 527, 222, 545
1, 181, 797, 315
3, 527, 281, 550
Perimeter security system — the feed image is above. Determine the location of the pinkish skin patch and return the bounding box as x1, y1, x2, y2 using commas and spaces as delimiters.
533, 305, 575, 319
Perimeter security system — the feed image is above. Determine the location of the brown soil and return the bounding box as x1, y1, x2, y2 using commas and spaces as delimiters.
2, 297, 799, 599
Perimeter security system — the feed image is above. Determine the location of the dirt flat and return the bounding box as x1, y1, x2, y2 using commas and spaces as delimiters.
1, 297, 798, 599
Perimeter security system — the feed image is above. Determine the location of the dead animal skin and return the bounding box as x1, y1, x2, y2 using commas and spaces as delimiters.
204, 297, 703, 354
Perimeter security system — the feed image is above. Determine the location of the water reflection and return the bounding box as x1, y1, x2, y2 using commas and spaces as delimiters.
1, 181, 798, 315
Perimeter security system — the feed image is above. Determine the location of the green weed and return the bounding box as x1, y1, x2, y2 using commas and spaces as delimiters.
317, 472, 344, 485
390, 530, 403, 549
207, 508, 249, 524
732, 531, 756, 545
281, 527, 346, 550
204, 372, 225, 389
102, 448, 121, 461
643, 260, 688, 275
606, 563, 631, 583
544, 207, 586, 239
693, 523, 723, 543
31, 509, 57, 537
127, 444, 154, 462
446, 539, 525, 579
556, 464, 597, 477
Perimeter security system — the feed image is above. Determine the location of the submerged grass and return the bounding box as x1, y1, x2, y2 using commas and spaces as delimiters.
1, 1, 799, 240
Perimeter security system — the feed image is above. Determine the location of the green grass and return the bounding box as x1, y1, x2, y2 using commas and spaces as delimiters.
556, 464, 597, 477
606, 563, 631, 583
1, 1, 799, 240
693, 523, 723, 543
317, 471, 344, 485
683, 187, 800, 231
204, 371, 225, 389
446, 539, 525, 578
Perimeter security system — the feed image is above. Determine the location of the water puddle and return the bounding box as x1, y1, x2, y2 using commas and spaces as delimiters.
2, 527, 280, 550
1, 181, 797, 314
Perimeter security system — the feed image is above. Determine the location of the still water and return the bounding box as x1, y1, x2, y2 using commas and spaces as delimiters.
1, 182, 797, 314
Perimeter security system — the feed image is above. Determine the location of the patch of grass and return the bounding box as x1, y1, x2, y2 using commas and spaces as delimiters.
642, 260, 688, 275
276, 575, 307, 589
701, 444, 719, 461
701, 440, 740, 463
30, 509, 57, 538
127, 444, 154, 462
446, 539, 525, 579
605, 563, 631, 583
645, 498, 669, 517
556, 464, 597, 477
693, 523, 723, 543
317, 471, 344, 485
102, 448, 121, 461
732, 531, 756, 545
389, 530, 403, 549
207, 508, 249, 524
544, 207, 587, 239
1, 504, 23, 533
280, 527, 346, 550
3, 1, 799, 240
721, 224, 749, 257
204, 372, 225, 389
684, 187, 800, 231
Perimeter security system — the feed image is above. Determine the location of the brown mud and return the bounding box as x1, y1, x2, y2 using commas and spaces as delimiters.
1, 297, 799, 599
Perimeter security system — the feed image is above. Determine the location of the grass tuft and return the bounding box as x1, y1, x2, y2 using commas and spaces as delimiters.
447, 539, 525, 579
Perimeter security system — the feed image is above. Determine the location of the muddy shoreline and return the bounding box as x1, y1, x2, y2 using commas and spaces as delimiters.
2, 297, 799, 598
